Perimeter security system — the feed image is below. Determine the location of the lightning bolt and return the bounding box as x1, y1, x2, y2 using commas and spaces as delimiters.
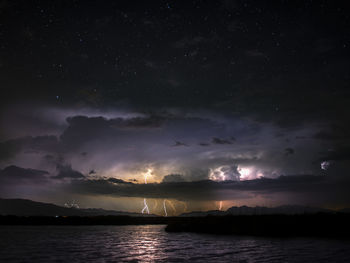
167, 200, 177, 214
163, 199, 168, 217
219, 201, 223, 211
141, 198, 149, 214
141, 168, 152, 214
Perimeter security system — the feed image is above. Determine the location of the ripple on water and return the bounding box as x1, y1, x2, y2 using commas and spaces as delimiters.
1, 225, 350, 262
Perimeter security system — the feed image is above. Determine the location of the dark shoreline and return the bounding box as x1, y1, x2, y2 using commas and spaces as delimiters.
1, 214, 350, 238
165, 214, 350, 238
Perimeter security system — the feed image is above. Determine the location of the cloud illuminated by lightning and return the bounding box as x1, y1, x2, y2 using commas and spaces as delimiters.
144, 168, 152, 184
209, 165, 240, 181
321, 161, 331, 170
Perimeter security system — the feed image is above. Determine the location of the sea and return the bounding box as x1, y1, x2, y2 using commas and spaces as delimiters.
0, 225, 350, 262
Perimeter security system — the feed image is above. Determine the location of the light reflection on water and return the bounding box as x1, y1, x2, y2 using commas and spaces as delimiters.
1, 225, 350, 262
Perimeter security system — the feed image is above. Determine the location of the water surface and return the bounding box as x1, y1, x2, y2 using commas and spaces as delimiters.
1, 225, 350, 262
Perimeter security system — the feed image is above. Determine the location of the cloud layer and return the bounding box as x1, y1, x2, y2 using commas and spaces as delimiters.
0, 105, 349, 211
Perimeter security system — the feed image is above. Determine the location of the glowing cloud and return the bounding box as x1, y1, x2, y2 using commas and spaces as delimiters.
209, 165, 240, 181
321, 161, 331, 170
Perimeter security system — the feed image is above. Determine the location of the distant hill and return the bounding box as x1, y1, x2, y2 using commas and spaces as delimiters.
180, 205, 337, 217
1, 198, 349, 217
0, 198, 153, 217
180, 210, 226, 217
339, 208, 350, 213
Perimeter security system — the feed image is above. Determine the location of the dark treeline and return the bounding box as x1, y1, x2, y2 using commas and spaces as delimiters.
1, 213, 350, 238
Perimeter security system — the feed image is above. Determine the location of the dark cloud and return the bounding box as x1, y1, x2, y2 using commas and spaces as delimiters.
67, 178, 226, 201
59, 116, 116, 149
319, 147, 350, 161
211, 137, 234, 145
0, 135, 58, 160
42, 153, 65, 168
274, 133, 285, 138
172, 141, 189, 147
229, 136, 236, 141
107, 177, 133, 185
66, 174, 350, 204
162, 174, 186, 183
0, 110, 328, 187
313, 131, 341, 141
1, 0, 350, 211
111, 116, 164, 129
313, 125, 350, 141
0, 139, 21, 160
58, 115, 164, 151
284, 148, 295, 156
53, 164, 85, 179
0, 165, 48, 185
239, 175, 326, 193
64, 115, 164, 133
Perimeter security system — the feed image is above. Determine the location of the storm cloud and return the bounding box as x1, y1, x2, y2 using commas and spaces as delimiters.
1, 0, 350, 211
62, 173, 350, 206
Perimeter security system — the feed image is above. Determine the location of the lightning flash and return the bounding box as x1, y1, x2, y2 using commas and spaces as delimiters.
141, 168, 153, 214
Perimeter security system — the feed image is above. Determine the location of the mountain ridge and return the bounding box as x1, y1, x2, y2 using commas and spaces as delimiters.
1, 198, 349, 217
0, 198, 154, 217
180, 205, 338, 217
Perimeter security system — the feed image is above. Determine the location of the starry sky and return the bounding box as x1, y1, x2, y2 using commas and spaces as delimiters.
1, 0, 350, 215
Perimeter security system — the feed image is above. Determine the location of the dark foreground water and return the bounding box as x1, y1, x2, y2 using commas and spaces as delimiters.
1, 225, 350, 262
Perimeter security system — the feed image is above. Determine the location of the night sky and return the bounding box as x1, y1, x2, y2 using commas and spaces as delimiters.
1, 0, 350, 215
